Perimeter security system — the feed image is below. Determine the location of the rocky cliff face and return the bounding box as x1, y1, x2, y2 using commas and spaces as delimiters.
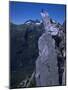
35, 33, 59, 86
35, 11, 66, 86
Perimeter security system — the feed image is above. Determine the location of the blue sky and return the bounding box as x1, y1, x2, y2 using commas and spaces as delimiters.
10, 1, 66, 25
